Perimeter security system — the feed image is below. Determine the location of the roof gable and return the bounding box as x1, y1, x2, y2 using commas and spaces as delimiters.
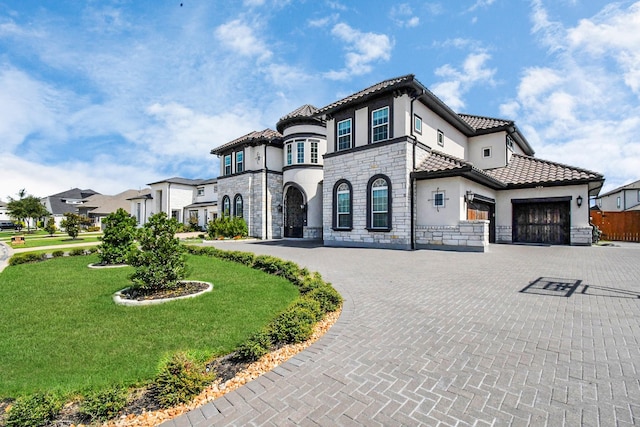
598, 178, 640, 198
211, 128, 282, 155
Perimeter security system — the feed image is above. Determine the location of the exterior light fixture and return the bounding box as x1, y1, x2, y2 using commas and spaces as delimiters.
465, 190, 474, 203
577, 195, 583, 207
277, 204, 282, 212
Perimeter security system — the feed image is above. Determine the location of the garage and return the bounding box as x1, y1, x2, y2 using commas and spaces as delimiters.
512, 197, 571, 245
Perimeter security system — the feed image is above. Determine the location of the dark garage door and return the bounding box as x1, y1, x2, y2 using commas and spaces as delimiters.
513, 200, 570, 245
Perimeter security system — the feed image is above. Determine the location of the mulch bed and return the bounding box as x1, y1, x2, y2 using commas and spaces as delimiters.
119, 281, 209, 301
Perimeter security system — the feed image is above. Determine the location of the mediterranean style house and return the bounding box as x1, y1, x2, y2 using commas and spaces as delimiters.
128, 177, 218, 229
212, 74, 604, 251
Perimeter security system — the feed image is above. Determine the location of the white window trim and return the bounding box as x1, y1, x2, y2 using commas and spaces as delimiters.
297, 140, 305, 163
338, 118, 352, 150
224, 155, 232, 175
414, 115, 422, 134
310, 140, 318, 164
372, 106, 389, 143
197, 187, 205, 197
437, 130, 444, 147
236, 151, 243, 172
286, 143, 292, 165
433, 191, 445, 208
482, 147, 492, 158
507, 135, 515, 151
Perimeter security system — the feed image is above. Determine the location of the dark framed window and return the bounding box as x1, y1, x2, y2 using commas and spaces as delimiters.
332, 179, 352, 230
414, 114, 422, 134
366, 174, 392, 231
297, 140, 304, 163
310, 140, 318, 163
224, 155, 232, 175
483, 147, 491, 158
234, 194, 243, 218
506, 135, 515, 151
337, 118, 352, 150
222, 195, 230, 217
433, 191, 445, 208
236, 151, 244, 173
286, 143, 292, 165
437, 130, 444, 147
372, 106, 389, 142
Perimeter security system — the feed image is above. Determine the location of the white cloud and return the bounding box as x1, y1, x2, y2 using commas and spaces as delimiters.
503, 1, 640, 192
431, 51, 496, 110
468, 0, 496, 12
390, 4, 420, 28
214, 19, 273, 62
324, 23, 393, 80
308, 14, 339, 28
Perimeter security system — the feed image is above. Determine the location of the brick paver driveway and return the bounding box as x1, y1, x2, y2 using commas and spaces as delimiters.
163, 242, 640, 426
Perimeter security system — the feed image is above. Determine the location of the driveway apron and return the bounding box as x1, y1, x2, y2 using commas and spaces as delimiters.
162, 242, 640, 426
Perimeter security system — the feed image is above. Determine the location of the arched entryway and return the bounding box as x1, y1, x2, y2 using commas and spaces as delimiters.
284, 185, 306, 238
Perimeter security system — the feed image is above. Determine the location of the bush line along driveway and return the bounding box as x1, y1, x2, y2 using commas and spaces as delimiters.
162, 241, 640, 427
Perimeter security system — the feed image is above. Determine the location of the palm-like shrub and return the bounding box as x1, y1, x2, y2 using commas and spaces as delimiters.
98, 208, 137, 265
127, 212, 187, 291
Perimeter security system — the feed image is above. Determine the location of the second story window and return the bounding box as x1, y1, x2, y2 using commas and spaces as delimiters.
236, 151, 243, 173
297, 141, 304, 163
197, 187, 205, 197
286, 144, 292, 165
507, 135, 515, 151
414, 115, 422, 134
224, 155, 232, 175
372, 107, 389, 142
437, 130, 444, 147
310, 140, 318, 164
338, 118, 352, 151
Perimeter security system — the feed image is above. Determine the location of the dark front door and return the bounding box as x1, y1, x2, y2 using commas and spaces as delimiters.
467, 200, 495, 243
284, 186, 305, 238
513, 202, 570, 245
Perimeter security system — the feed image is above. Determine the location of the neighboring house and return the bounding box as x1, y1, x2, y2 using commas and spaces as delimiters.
0, 201, 9, 221
78, 189, 144, 229
595, 179, 640, 211
41, 188, 101, 229
129, 178, 218, 229
212, 74, 604, 251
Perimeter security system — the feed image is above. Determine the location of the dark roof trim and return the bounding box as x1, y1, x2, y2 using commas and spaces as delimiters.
411, 167, 507, 189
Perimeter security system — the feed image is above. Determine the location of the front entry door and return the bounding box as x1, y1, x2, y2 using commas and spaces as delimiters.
284, 186, 305, 238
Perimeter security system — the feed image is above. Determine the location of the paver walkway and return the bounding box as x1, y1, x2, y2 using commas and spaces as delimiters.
159, 242, 638, 426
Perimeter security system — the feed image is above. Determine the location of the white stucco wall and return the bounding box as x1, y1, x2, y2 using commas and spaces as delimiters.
412, 101, 467, 158
283, 168, 324, 229
468, 133, 509, 169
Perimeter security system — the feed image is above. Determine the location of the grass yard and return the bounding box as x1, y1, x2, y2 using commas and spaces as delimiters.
0, 254, 298, 398
2, 234, 102, 249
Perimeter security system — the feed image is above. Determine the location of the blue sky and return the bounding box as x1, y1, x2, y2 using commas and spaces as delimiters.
1, 0, 639, 199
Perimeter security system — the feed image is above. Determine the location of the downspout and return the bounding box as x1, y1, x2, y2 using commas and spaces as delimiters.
264, 143, 268, 239
409, 90, 423, 250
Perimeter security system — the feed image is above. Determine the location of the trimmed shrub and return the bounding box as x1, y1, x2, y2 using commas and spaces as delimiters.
98, 208, 137, 265
268, 306, 316, 345
235, 329, 272, 362
5, 392, 62, 427
79, 385, 128, 422
127, 212, 187, 291
297, 271, 325, 294
290, 297, 323, 322
69, 248, 86, 256
307, 285, 343, 314
52, 250, 64, 258
153, 352, 215, 408
216, 250, 255, 266
253, 255, 300, 282
8, 253, 46, 266
206, 217, 248, 239
88, 246, 99, 254
87, 226, 101, 232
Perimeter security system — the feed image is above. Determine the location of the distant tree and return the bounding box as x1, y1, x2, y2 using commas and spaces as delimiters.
6, 189, 49, 233
60, 213, 89, 239
44, 217, 57, 236
98, 208, 137, 265
127, 212, 187, 291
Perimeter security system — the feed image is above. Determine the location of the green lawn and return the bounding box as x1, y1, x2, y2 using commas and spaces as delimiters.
2, 234, 102, 249
0, 254, 298, 398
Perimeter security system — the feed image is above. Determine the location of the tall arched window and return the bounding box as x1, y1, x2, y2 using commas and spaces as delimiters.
222, 196, 230, 217
367, 175, 392, 230
332, 180, 352, 230
234, 194, 243, 218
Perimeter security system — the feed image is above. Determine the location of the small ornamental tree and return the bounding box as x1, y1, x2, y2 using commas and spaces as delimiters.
44, 217, 57, 236
127, 212, 187, 291
60, 212, 83, 239
98, 208, 137, 265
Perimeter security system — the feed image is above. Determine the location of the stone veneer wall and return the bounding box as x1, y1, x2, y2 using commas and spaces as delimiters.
496, 225, 512, 244
415, 220, 489, 252
570, 226, 592, 246
303, 227, 322, 239
216, 171, 282, 239
323, 139, 413, 249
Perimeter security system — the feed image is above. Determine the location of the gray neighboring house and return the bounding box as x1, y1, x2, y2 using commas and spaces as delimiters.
79, 189, 144, 229
212, 74, 605, 251
128, 178, 218, 229
0, 200, 9, 221
595, 179, 640, 211
41, 188, 100, 229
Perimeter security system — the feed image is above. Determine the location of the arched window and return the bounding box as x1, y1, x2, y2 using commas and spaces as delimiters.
367, 175, 392, 231
234, 194, 243, 218
222, 196, 230, 217
332, 180, 352, 230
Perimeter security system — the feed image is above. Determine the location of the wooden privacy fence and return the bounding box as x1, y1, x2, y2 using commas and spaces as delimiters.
591, 210, 640, 242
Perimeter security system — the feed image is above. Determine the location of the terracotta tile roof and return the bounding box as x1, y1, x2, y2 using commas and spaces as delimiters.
317, 74, 415, 114
211, 128, 282, 154
485, 154, 603, 186
458, 114, 512, 130
415, 150, 470, 173
279, 104, 319, 121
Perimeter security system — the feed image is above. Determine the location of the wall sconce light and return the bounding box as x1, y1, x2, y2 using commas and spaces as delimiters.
256, 153, 262, 164
300, 204, 306, 211
465, 190, 475, 203
277, 204, 282, 212
576, 195, 583, 207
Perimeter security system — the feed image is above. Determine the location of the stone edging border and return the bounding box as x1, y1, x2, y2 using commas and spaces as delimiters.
88, 263, 129, 269
113, 281, 213, 306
